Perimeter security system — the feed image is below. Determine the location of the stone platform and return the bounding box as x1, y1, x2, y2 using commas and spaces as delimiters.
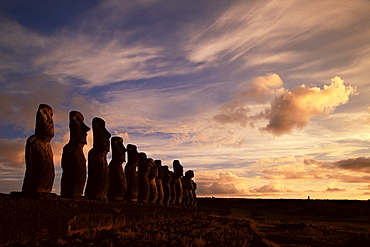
0, 193, 208, 246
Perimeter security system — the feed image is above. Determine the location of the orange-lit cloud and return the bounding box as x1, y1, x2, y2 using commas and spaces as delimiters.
250, 182, 293, 193
304, 156, 370, 173
325, 187, 346, 192
262, 164, 324, 180
261, 76, 356, 136
198, 182, 244, 195
214, 73, 284, 126
214, 76, 356, 136
0, 138, 24, 168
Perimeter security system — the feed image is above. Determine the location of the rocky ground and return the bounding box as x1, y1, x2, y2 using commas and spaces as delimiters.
1, 194, 370, 246
7, 217, 272, 247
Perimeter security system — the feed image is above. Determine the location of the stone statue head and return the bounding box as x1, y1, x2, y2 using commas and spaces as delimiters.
127, 144, 137, 153
111, 136, 126, 162
173, 160, 183, 178
92, 117, 111, 152
161, 165, 170, 181
185, 170, 194, 179
139, 153, 150, 172
69, 111, 90, 144
35, 104, 54, 138
154, 160, 163, 179
149, 159, 158, 178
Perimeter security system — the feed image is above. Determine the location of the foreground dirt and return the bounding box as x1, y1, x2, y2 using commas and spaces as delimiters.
2, 195, 370, 246
198, 198, 370, 247
7, 217, 271, 247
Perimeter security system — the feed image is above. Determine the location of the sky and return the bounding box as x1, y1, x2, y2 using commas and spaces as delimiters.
1, 0, 370, 200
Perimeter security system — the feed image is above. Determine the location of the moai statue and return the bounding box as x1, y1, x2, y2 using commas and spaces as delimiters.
169, 170, 177, 205
191, 180, 197, 207
107, 137, 127, 201
161, 166, 172, 205
148, 159, 158, 204
22, 104, 55, 195
85, 117, 111, 200
60, 111, 90, 198
173, 160, 183, 205
124, 144, 139, 202
181, 170, 192, 206
154, 160, 164, 205
137, 152, 150, 203
183, 170, 195, 206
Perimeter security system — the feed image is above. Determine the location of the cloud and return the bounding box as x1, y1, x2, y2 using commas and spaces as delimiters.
257, 156, 297, 164
324, 187, 346, 192
214, 73, 284, 126
0, 74, 98, 134
358, 185, 370, 191
185, 0, 369, 65
261, 77, 356, 136
302, 157, 370, 184
214, 75, 356, 136
250, 182, 293, 193
195, 171, 251, 196
0, 18, 48, 75
0, 1, 205, 89
262, 163, 324, 180
198, 182, 243, 195
305, 156, 370, 173
0, 138, 24, 168
334, 157, 370, 173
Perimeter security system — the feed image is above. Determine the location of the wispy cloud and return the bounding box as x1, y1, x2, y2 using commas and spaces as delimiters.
184, 0, 370, 66
0, 74, 97, 134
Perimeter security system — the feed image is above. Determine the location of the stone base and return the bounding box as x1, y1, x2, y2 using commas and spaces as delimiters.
108, 196, 124, 201
0, 194, 208, 246
10, 191, 57, 199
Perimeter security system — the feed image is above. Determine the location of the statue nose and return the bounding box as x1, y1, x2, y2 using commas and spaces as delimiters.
105, 129, 111, 138
83, 123, 90, 132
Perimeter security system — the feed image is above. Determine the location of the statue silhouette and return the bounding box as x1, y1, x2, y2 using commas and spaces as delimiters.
154, 160, 164, 205
173, 160, 183, 205
148, 159, 158, 204
124, 144, 139, 203
22, 104, 55, 195
182, 170, 194, 206
60, 111, 90, 198
191, 180, 197, 207
137, 153, 150, 203
169, 170, 176, 205
107, 137, 127, 201
161, 166, 172, 205
85, 117, 111, 200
